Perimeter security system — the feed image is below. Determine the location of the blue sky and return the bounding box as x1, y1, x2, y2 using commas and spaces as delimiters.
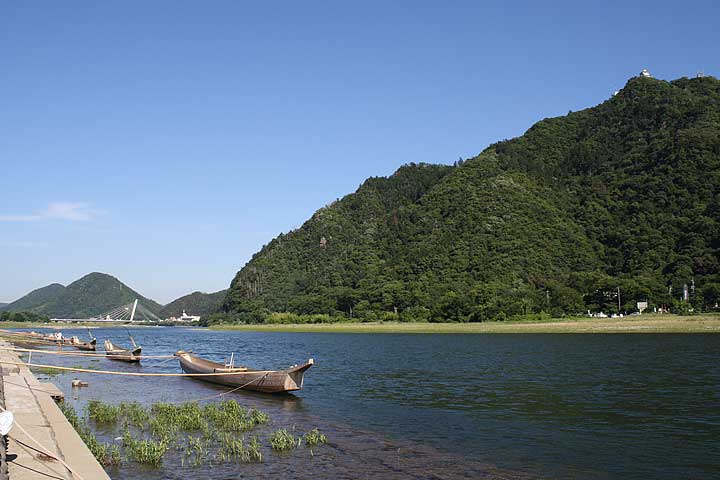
1, 1, 718, 304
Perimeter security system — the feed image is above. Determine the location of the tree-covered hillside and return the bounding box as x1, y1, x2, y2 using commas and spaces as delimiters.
2, 273, 162, 318
0, 283, 66, 313
160, 290, 227, 318
221, 75, 719, 323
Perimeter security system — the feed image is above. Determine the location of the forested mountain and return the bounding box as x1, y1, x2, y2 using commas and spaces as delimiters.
2, 273, 163, 318
0, 283, 66, 313
160, 290, 227, 318
221, 74, 720, 323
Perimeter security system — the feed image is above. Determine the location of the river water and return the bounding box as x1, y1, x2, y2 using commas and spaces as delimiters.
13, 328, 720, 479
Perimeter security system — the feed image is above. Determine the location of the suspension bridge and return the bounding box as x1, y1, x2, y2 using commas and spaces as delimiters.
50, 299, 161, 323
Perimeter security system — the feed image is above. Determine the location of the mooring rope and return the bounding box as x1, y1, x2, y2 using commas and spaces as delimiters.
0, 360, 275, 378
143, 356, 180, 369
189, 372, 271, 402
0, 346, 175, 359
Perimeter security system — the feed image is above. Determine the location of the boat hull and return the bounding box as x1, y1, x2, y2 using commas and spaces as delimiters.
175, 351, 312, 394
104, 340, 142, 362
68, 338, 97, 351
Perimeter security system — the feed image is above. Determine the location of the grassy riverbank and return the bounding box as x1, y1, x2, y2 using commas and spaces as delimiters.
209, 314, 720, 333
0, 322, 161, 329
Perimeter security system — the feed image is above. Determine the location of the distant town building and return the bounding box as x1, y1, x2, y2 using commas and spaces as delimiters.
167, 310, 201, 323
640, 68, 652, 78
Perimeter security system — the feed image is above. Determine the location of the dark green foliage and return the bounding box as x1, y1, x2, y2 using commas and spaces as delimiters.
66, 400, 276, 467
269, 429, 299, 451
2, 272, 162, 318
0, 284, 65, 313
0, 311, 49, 322
159, 290, 227, 318
219, 76, 720, 321
303, 428, 328, 447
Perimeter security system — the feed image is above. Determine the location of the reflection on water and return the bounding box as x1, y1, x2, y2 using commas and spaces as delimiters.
14, 327, 720, 479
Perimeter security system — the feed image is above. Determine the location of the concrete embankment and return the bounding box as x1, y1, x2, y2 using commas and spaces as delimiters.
0, 340, 110, 480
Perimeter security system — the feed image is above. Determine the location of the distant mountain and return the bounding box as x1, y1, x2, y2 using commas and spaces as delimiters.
224, 74, 720, 322
0, 303, 8, 310
159, 290, 227, 318
0, 283, 66, 313
2, 273, 162, 318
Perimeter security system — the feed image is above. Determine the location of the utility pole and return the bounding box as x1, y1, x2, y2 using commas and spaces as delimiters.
617, 287, 621, 313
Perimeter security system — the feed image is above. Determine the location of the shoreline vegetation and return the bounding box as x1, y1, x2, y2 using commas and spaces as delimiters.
2, 314, 719, 334
206, 314, 720, 333
59, 399, 327, 467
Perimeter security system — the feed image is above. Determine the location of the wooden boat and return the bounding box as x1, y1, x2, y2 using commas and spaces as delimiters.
68, 336, 97, 351
175, 351, 313, 394
2, 330, 64, 346
104, 340, 142, 362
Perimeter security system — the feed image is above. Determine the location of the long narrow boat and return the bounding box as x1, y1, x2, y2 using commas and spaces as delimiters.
175, 351, 313, 394
1, 331, 64, 347
104, 340, 142, 362
68, 336, 97, 351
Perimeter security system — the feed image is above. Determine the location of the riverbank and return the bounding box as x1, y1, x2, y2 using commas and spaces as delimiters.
209, 314, 720, 333
0, 321, 165, 329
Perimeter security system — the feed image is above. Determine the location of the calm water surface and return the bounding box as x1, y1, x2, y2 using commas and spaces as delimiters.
16, 328, 720, 479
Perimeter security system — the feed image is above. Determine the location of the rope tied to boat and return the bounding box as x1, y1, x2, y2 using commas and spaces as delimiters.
0, 360, 276, 378
190, 372, 271, 402
0, 346, 175, 359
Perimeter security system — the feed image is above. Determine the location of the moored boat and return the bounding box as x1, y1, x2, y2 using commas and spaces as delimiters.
68, 336, 97, 351
0, 330, 64, 346
175, 351, 313, 394
104, 339, 142, 362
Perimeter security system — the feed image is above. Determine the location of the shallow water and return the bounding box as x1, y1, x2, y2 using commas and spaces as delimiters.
13, 328, 720, 479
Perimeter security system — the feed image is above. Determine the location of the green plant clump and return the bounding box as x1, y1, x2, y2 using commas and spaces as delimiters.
303, 428, 328, 447
123, 430, 168, 465
269, 429, 299, 452
87, 400, 121, 424
62, 399, 276, 468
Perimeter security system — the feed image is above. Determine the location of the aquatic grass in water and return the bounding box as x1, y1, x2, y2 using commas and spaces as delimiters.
125, 438, 168, 465
65, 399, 276, 468
87, 400, 121, 424
202, 400, 268, 432
247, 435, 263, 462
303, 428, 328, 447
250, 408, 269, 425
32, 366, 63, 377
71, 364, 100, 371
119, 402, 150, 429
269, 429, 300, 451
151, 402, 208, 432
183, 435, 211, 467
218, 434, 263, 463
149, 417, 180, 444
